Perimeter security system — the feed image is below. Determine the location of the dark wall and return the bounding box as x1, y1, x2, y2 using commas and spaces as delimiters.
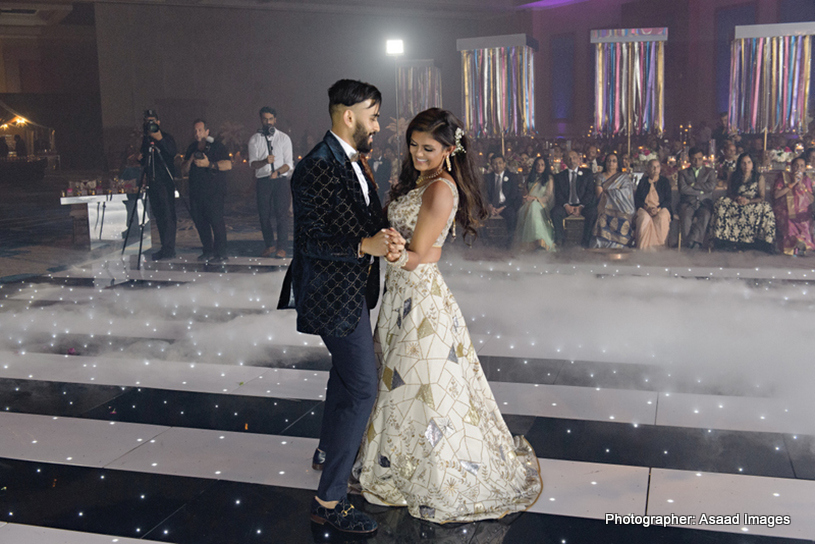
94, 4, 520, 165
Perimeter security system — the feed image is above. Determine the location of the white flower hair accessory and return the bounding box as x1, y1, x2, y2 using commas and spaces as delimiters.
451, 127, 466, 156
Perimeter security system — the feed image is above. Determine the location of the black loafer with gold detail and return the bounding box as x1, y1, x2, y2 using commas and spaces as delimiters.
310, 497, 378, 534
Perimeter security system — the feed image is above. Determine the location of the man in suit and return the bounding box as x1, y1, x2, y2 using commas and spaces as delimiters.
551, 150, 597, 247
485, 154, 522, 242
282, 79, 403, 534
678, 146, 717, 249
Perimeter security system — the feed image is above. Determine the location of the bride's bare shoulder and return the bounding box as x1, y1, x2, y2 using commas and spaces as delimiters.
421, 177, 456, 208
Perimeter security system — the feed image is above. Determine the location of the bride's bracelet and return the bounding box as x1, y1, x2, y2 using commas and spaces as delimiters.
387, 250, 409, 269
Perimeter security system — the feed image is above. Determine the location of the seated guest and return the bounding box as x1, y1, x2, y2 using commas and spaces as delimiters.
635, 159, 673, 250
718, 140, 738, 183
712, 111, 730, 149
773, 156, 814, 256
485, 155, 522, 243
620, 153, 632, 173
678, 147, 717, 249
514, 156, 555, 251
585, 145, 601, 174
592, 153, 636, 248
552, 150, 597, 247
0, 136, 9, 159
712, 152, 776, 253
550, 146, 564, 173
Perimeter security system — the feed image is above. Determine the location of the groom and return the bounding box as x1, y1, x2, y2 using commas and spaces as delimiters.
280, 79, 403, 534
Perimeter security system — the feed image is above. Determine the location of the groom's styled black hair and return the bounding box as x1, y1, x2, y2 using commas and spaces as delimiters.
328, 79, 382, 116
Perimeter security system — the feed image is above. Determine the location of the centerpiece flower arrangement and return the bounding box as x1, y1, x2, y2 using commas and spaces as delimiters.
636, 148, 658, 163
769, 147, 795, 165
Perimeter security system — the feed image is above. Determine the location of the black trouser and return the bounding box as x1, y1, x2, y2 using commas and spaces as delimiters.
256, 176, 291, 249
317, 308, 378, 501
552, 204, 598, 247
147, 176, 176, 254
189, 177, 227, 257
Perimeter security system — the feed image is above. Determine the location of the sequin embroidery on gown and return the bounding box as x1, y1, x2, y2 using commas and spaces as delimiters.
356, 177, 542, 523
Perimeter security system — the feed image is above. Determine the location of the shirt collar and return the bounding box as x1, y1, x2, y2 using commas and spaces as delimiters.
330, 131, 357, 160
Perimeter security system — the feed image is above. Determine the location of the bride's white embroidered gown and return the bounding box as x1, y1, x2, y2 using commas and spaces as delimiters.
356, 177, 542, 523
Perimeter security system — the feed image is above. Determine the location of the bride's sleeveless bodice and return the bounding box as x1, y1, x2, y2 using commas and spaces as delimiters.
387, 178, 457, 248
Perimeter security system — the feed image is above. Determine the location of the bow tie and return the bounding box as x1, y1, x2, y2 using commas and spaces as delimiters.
349, 152, 360, 162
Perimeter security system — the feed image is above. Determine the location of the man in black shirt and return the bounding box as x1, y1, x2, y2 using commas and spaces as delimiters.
182, 119, 232, 262
140, 109, 178, 260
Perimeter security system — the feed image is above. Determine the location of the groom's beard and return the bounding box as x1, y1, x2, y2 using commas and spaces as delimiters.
353, 121, 373, 154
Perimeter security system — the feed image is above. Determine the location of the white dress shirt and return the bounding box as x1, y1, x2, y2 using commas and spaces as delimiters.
330, 131, 370, 206
248, 129, 293, 179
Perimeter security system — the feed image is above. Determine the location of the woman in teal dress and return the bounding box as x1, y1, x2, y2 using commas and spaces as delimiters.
513, 156, 556, 251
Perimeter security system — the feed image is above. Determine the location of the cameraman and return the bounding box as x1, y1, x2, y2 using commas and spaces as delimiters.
249, 106, 293, 258
182, 119, 232, 263
140, 109, 178, 261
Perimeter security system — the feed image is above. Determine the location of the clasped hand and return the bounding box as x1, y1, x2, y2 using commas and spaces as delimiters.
564, 204, 582, 216
363, 228, 405, 262
193, 155, 210, 168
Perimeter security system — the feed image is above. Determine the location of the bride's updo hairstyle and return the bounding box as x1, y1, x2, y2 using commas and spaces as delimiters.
390, 108, 488, 242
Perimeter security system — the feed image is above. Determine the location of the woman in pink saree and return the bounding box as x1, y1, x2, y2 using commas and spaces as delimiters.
773, 156, 815, 256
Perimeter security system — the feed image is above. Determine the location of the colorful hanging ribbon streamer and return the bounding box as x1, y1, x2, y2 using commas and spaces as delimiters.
396, 64, 443, 120
461, 46, 536, 138
728, 35, 811, 134
593, 40, 664, 137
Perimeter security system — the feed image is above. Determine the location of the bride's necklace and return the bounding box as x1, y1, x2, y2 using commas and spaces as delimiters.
416, 164, 445, 188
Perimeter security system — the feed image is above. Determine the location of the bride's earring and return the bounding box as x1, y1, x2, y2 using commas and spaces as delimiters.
445, 154, 452, 171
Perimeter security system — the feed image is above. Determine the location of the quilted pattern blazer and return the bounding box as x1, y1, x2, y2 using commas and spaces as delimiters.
283, 131, 387, 337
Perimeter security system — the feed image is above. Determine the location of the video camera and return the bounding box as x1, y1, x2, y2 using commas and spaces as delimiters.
143, 109, 160, 135
260, 125, 276, 137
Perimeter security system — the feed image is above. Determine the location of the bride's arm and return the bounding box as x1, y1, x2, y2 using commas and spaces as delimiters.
395, 180, 455, 271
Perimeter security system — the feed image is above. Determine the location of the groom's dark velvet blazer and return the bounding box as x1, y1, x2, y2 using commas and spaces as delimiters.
280, 131, 387, 337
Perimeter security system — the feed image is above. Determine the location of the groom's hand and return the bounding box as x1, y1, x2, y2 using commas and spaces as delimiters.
361, 229, 391, 257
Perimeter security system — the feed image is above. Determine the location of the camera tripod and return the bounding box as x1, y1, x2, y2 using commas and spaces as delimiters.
122, 139, 188, 270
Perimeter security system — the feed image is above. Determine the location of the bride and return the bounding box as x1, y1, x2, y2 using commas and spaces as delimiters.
356, 108, 542, 523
